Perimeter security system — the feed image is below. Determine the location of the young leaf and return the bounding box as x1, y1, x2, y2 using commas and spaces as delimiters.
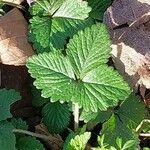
16, 136, 44, 150
101, 94, 147, 149
144, 148, 150, 150
27, 24, 131, 112
122, 140, 135, 150
101, 114, 139, 149
63, 126, 87, 150
0, 89, 21, 121
0, 121, 16, 150
87, 0, 111, 20
116, 137, 122, 149
53, 0, 91, 20
29, 0, 93, 53
67, 132, 91, 150
42, 102, 71, 133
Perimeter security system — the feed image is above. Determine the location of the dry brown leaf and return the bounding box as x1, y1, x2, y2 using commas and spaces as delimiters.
2, 0, 24, 5
0, 8, 34, 66
104, 0, 150, 29
104, 0, 150, 90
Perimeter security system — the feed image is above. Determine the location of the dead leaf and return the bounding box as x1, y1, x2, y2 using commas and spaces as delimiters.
26, 0, 35, 5
0, 8, 34, 66
104, 0, 150, 90
104, 0, 150, 29
2, 0, 24, 5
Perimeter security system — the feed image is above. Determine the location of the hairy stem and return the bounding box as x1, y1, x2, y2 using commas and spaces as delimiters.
73, 103, 79, 131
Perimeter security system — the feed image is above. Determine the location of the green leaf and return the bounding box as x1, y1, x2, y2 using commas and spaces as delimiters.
101, 114, 139, 149
27, 24, 130, 112
101, 94, 146, 149
67, 132, 91, 150
29, 0, 93, 53
53, 0, 91, 20
116, 137, 122, 149
27, 51, 75, 101
16, 136, 44, 150
63, 132, 76, 150
63, 126, 87, 150
11, 118, 28, 130
29, 17, 93, 53
87, 0, 111, 20
96, 135, 109, 149
67, 24, 111, 78
42, 102, 71, 133
117, 94, 147, 129
31, 85, 49, 107
80, 109, 112, 123
0, 89, 21, 121
143, 148, 150, 150
0, 121, 16, 150
122, 140, 135, 150
33, 0, 64, 16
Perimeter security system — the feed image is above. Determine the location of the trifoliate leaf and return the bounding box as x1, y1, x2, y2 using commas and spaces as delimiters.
0, 89, 21, 121
87, 0, 111, 20
31, 85, 49, 107
42, 102, 71, 133
67, 132, 91, 150
29, 0, 93, 53
29, 16, 93, 53
11, 118, 28, 130
80, 109, 112, 123
53, 0, 91, 20
16, 136, 44, 150
117, 94, 147, 129
101, 114, 139, 149
0, 121, 16, 150
27, 24, 130, 112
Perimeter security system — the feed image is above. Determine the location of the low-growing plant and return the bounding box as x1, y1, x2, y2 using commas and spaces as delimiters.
1, 0, 150, 150
27, 0, 149, 150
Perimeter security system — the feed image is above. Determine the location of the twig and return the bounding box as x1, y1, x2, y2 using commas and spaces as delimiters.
13, 129, 58, 141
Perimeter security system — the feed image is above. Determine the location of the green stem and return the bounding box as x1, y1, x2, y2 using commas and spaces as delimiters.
73, 103, 79, 131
